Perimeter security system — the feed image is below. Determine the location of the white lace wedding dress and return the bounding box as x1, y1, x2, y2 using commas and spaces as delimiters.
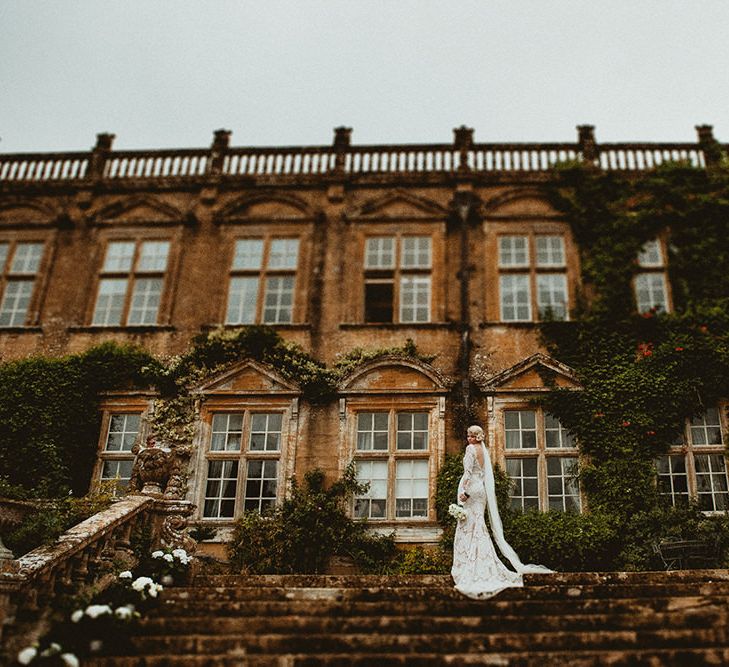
451, 442, 552, 599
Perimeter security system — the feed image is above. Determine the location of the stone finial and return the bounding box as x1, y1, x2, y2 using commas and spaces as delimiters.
211, 129, 232, 151
696, 125, 715, 144
333, 126, 352, 149
453, 125, 474, 151
94, 133, 115, 152
577, 125, 598, 162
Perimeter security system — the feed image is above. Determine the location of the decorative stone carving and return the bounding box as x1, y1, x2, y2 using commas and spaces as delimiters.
160, 513, 197, 555
131, 436, 171, 497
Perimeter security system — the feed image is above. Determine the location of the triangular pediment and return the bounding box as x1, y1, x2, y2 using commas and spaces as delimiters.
479, 353, 580, 392
195, 359, 300, 395
482, 189, 557, 217
93, 196, 184, 224
217, 193, 313, 222
339, 356, 448, 394
347, 189, 447, 220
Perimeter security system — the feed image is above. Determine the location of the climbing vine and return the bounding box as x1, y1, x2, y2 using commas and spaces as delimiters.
537, 161, 729, 566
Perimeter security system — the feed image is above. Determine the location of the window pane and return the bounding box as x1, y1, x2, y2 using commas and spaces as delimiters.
249, 413, 283, 452
268, 238, 299, 269
635, 273, 668, 313
396, 412, 429, 450
547, 456, 581, 512
9, 242, 43, 274
210, 413, 243, 452
364, 281, 394, 323
0, 280, 34, 327
105, 413, 141, 452
401, 237, 431, 269
127, 278, 162, 325
92, 278, 127, 326
537, 274, 568, 320
232, 239, 264, 270
395, 460, 428, 518
203, 460, 239, 518
263, 276, 294, 323
101, 459, 134, 493
365, 237, 394, 269
103, 241, 135, 272
226, 277, 259, 325
357, 412, 389, 451
545, 414, 575, 448
355, 460, 388, 519
536, 236, 565, 267
504, 411, 537, 449
400, 276, 430, 323
0, 243, 8, 270
506, 457, 539, 511
500, 274, 531, 321
499, 236, 529, 267
637, 240, 663, 267
137, 241, 170, 272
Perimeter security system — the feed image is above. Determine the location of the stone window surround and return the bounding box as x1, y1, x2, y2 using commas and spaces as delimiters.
657, 403, 728, 512
486, 395, 582, 513
0, 233, 54, 328
193, 396, 299, 525
486, 223, 575, 324
86, 230, 181, 327
340, 395, 446, 531
92, 394, 154, 495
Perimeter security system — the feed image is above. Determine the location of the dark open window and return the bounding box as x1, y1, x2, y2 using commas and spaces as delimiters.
365, 281, 393, 322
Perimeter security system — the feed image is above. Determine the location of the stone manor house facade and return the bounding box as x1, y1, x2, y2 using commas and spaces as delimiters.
0, 126, 727, 546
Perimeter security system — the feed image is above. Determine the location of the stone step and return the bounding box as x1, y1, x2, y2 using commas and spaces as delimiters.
157, 594, 728, 618
162, 581, 729, 603
136, 605, 727, 635
83, 647, 729, 667
125, 627, 729, 655
194, 569, 729, 588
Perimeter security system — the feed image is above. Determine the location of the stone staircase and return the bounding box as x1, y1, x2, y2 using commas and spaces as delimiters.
85, 570, 729, 666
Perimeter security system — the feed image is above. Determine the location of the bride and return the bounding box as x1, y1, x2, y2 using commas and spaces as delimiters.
451, 425, 552, 599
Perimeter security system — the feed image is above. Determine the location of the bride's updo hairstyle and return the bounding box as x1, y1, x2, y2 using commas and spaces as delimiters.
467, 425, 485, 442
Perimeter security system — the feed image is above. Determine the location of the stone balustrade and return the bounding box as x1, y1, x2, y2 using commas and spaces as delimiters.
0, 125, 722, 186
0, 493, 196, 656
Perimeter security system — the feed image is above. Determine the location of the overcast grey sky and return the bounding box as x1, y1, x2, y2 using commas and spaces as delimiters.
1, 1, 728, 153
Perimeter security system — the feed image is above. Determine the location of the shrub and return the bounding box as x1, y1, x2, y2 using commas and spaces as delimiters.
228, 464, 395, 574
390, 545, 451, 574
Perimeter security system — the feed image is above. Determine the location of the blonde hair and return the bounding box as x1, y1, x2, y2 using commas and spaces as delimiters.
467, 425, 485, 442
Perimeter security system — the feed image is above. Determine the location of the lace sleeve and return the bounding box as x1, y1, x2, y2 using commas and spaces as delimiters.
461, 445, 476, 492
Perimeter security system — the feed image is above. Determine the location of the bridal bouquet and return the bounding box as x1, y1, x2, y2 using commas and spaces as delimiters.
448, 503, 468, 522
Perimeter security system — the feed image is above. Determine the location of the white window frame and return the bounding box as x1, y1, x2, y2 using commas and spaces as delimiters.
364, 235, 432, 324
92, 239, 170, 326
501, 408, 581, 513
657, 407, 728, 512
0, 240, 45, 327
226, 237, 299, 325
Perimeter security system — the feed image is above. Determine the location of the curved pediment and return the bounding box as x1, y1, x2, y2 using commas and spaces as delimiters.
339, 356, 448, 394
478, 353, 580, 393
216, 193, 314, 222
91, 195, 185, 225
482, 188, 558, 218
346, 189, 448, 221
0, 199, 60, 226
195, 359, 300, 395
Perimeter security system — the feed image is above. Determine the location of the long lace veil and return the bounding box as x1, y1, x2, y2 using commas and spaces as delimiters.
480, 442, 553, 574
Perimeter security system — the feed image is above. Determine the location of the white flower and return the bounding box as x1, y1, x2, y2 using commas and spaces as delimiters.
118, 570, 133, 580
17, 647, 37, 665
148, 583, 163, 598
89, 639, 104, 653
61, 654, 80, 667
151, 550, 164, 559
70, 609, 84, 623
172, 548, 187, 558
448, 503, 468, 522
115, 605, 134, 620
163, 553, 174, 562
131, 576, 154, 592
85, 604, 112, 619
